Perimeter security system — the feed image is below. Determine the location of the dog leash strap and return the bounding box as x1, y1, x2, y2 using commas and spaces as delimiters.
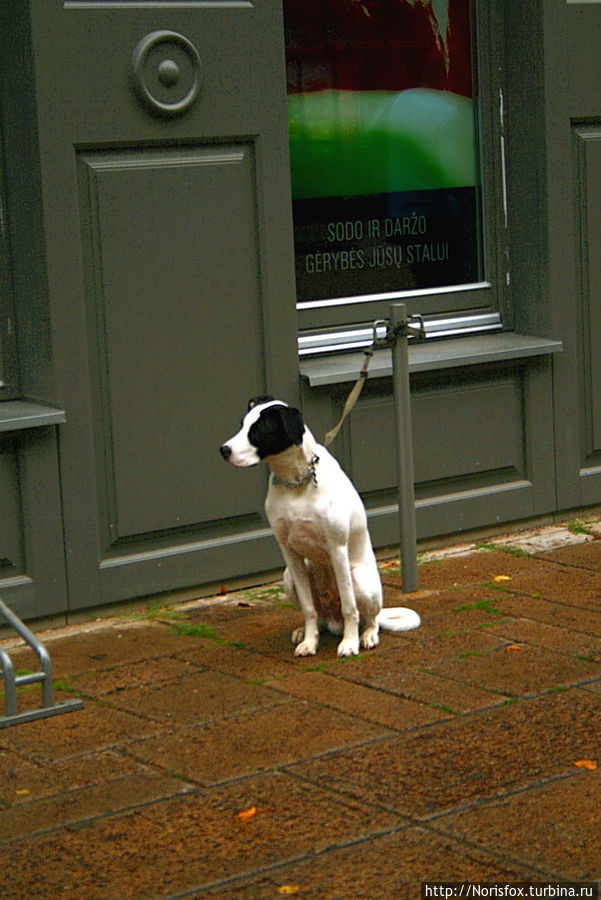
324, 347, 374, 447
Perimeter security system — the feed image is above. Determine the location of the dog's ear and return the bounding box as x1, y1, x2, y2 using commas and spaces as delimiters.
280, 406, 305, 445
248, 395, 275, 411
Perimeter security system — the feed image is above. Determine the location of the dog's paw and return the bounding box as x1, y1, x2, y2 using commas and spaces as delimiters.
291, 627, 305, 646
360, 626, 380, 650
294, 639, 318, 657
337, 637, 360, 658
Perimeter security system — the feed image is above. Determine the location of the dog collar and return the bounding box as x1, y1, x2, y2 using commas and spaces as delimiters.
272, 454, 319, 489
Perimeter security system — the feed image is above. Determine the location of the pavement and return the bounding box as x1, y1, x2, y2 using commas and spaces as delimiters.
1, 518, 601, 899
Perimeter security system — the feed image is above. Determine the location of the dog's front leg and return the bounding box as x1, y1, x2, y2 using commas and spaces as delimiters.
329, 545, 360, 657
283, 549, 319, 656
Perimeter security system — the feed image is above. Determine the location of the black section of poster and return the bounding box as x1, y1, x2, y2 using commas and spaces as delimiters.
293, 187, 481, 302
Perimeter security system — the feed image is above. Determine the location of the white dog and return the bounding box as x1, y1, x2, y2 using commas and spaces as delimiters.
220, 397, 420, 657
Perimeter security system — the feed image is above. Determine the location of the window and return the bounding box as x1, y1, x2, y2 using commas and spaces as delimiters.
283, 0, 504, 354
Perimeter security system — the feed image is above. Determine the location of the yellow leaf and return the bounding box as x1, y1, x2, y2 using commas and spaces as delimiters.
506, 644, 523, 652
493, 575, 512, 582
15, 788, 30, 796
574, 759, 597, 770
236, 805, 257, 823
278, 887, 300, 896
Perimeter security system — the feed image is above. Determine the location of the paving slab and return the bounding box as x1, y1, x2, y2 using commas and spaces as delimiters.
486, 591, 601, 637
68, 656, 193, 697
330, 624, 505, 683
492, 525, 594, 555
177, 639, 295, 682
0, 748, 145, 806
0, 771, 398, 900
2, 619, 193, 677
485, 616, 601, 660
267, 669, 450, 730
105, 669, 284, 726
382, 549, 552, 592
436, 768, 601, 881
201, 825, 540, 899
0, 769, 191, 844
0, 702, 161, 762
187, 603, 302, 657
388, 583, 514, 625
428, 641, 600, 697
342, 666, 510, 715
288, 688, 601, 819
501, 564, 601, 612
127, 700, 392, 786
535, 538, 601, 571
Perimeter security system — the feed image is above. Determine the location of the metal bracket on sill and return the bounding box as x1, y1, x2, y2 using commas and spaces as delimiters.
298, 311, 502, 356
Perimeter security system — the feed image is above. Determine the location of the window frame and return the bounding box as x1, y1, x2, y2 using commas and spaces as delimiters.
289, 0, 510, 356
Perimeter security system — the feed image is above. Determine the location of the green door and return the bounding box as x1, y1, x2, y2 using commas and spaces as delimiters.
544, 0, 601, 509
25, 1, 298, 609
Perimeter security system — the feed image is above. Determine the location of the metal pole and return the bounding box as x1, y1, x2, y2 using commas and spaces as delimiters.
390, 303, 418, 592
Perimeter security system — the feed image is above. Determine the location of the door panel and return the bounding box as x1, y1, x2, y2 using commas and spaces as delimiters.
573, 127, 601, 458
544, 0, 601, 507
26, 1, 297, 608
79, 145, 266, 538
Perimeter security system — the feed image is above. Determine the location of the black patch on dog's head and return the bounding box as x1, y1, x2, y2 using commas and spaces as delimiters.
248, 405, 305, 459
248, 395, 275, 411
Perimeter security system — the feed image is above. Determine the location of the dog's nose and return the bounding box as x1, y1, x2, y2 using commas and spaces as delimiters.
220, 444, 232, 461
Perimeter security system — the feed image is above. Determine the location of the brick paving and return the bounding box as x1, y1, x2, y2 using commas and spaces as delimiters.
1, 521, 600, 898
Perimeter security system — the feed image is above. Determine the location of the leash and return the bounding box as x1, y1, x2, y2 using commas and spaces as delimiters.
324, 320, 388, 446
323, 315, 425, 447
324, 343, 375, 447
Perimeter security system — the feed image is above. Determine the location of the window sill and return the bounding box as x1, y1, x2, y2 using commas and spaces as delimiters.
0, 401, 66, 433
300, 332, 563, 387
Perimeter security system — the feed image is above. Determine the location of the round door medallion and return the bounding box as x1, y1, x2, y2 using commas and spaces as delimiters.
131, 30, 202, 117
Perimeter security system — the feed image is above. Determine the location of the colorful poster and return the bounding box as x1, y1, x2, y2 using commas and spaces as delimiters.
284, 0, 482, 302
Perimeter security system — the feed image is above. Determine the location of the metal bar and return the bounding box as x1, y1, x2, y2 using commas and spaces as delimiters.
14, 672, 46, 687
390, 303, 419, 592
39, 643, 54, 709
0, 648, 17, 717
0, 597, 82, 727
0, 699, 83, 730
0, 598, 54, 708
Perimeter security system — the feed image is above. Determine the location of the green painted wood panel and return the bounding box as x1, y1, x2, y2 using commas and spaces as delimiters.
79, 145, 266, 537
24, 0, 298, 611
348, 375, 523, 495
541, 0, 601, 508
0, 438, 22, 575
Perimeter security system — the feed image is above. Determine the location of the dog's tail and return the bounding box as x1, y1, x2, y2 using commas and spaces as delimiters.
376, 607, 421, 632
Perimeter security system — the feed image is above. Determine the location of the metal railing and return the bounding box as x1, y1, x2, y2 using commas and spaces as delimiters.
0, 598, 83, 728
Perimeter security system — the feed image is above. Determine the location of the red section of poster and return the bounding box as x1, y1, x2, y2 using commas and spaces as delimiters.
284, 0, 473, 98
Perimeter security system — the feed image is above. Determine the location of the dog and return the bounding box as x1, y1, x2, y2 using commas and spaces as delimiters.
220, 397, 420, 657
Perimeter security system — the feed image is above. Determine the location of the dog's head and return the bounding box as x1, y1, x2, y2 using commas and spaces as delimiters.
220, 397, 305, 468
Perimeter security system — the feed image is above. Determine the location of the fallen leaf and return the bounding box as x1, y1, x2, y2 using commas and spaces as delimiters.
278, 886, 301, 895
380, 560, 400, 569
493, 575, 512, 582
15, 788, 30, 796
236, 805, 257, 823
574, 759, 597, 770
506, 644, 523, 652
